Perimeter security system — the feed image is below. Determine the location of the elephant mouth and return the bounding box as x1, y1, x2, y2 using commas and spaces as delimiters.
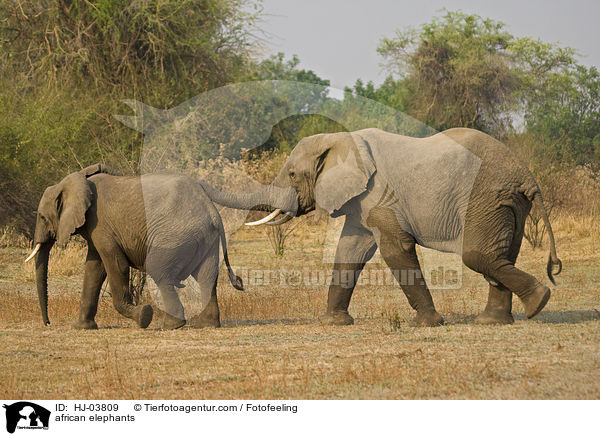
244, 201, 315, 226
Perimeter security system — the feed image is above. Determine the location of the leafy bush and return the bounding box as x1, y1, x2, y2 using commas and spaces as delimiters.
0, 0, 260, 232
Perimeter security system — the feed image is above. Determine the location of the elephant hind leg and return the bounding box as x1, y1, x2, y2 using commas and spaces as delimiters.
487, 259, 550, 319
473, 212, 519, 325
463, 206, 549, 320
156, 281, 186, 330
188, 247, 220, 329
187, 282, 220, 328
464, 253, 550, 319
475, 283, 514, 325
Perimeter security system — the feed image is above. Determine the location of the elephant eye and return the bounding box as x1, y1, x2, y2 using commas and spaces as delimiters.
289, 170, 296, 180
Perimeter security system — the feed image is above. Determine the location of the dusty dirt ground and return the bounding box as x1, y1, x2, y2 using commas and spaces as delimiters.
0, 214, 599, 399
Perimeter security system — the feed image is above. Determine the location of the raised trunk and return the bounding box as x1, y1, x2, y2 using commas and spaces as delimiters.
35, 241, 53, 326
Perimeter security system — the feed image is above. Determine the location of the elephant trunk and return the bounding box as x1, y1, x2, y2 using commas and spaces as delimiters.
198, 180, 298, 215
34, 241, 54, 326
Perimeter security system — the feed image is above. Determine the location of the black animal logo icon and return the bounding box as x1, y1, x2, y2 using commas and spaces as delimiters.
3, 402, 50, 433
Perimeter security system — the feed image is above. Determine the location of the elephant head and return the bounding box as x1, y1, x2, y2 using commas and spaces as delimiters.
200, 132, 375, 224
25, 171, 93, 325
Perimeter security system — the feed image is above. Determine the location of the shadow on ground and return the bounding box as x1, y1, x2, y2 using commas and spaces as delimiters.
530, 310, 600, 324
445, 310, 600, 326
221, 318, 315, 327
74, 311, 600, 330
222, 310, 600, 328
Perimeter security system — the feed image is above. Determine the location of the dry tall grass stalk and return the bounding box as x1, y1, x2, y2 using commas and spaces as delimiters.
0, 226, 30, 248
17, 238, 87, 284
264, 220, 300, 256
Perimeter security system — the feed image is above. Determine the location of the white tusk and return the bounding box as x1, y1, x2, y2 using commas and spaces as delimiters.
245, 209, 281, 226
25, 243, 41, 263
266, 212, 294, 226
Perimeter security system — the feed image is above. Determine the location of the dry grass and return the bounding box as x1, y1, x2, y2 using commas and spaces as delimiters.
0, 213, 599, 399
14, 238, 87, 284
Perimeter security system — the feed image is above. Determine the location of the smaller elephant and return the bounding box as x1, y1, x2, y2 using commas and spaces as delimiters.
26, 164, 243, 330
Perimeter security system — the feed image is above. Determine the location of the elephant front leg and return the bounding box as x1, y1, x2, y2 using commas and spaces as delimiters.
73, 246, 106, 330
321, 263, 367, 326
367, 206, 443, 327
379, 233, 444, 327
320, 217, 377, 326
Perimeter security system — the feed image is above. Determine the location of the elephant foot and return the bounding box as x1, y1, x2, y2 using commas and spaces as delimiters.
319, 311, 354, 326
475, 310, 514, 325
72, 319, 98, 330
162, 313, 186, 330
136, 304, 154, 329
188, 297, 220, 328
188, 314, 221, 329
411, 310, 444, 327
520, 285, 551, 319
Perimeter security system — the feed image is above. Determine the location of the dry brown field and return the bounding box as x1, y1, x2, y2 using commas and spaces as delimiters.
0, 212, 598, 399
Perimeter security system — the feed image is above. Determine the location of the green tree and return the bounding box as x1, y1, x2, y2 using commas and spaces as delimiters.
507, 37, 599, 166
367, 9, 600, 168
0, 0, 257, 97
248, 53, 335, 154
522, 63, 600, 165
377, 10, 520, 134
0, 0, 260, 232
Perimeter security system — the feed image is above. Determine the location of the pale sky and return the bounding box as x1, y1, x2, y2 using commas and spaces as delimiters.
258, 0, 600, 90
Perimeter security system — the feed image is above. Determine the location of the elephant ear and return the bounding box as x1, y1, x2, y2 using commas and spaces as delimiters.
55, 172, 93, 248
314, 132, 376, 215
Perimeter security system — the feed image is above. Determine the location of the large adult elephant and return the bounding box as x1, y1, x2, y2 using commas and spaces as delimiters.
26, 164, 243, 330
199, 127, 562, 326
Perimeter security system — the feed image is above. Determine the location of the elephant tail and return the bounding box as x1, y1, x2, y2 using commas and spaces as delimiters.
531, 191, 562, 284
217, 219, 244, 291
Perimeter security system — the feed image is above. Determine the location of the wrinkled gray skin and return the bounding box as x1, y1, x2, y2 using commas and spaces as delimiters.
200, 128, 562, 326
32, 164, 242, 330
